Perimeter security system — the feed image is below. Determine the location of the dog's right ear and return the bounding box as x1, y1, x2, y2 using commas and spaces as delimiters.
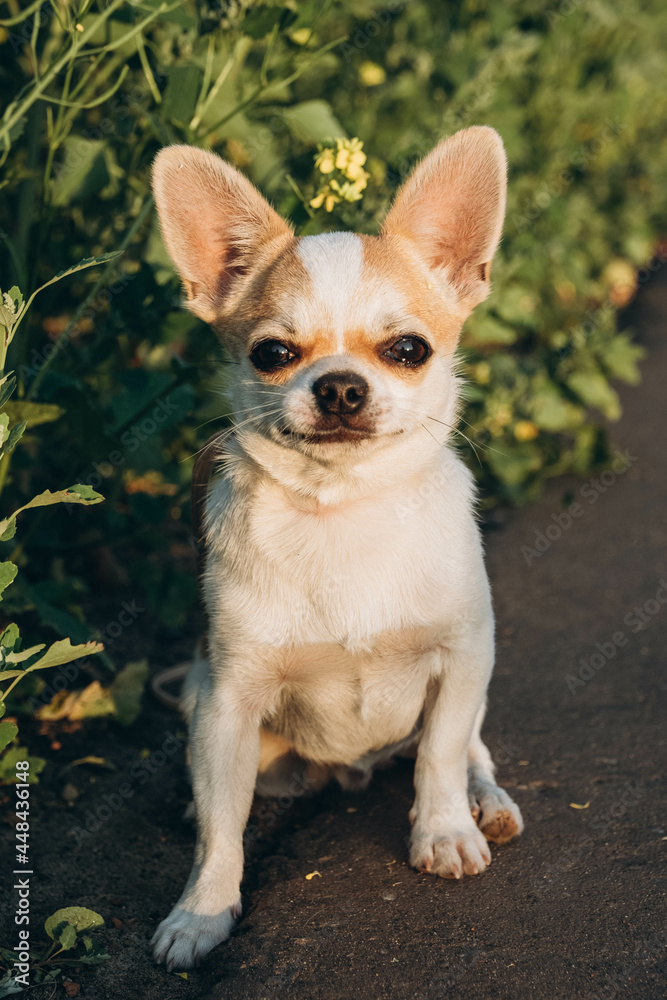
152, 145, 292, 324
382, 127, 506, 312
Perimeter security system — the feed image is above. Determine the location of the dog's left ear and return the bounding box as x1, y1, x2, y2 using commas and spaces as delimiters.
382, 126, 506, 310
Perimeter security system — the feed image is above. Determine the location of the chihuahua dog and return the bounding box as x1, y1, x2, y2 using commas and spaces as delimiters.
150, 126, 523, 971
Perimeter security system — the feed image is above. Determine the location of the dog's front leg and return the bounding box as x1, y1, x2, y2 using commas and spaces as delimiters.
409, 626, 494, 879
152, 674, 260, 970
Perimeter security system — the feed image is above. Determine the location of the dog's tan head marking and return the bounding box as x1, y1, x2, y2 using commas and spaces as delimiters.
153, 127, 506, 456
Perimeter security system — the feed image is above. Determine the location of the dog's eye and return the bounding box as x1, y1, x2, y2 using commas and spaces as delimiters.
249, 339, 297, 371
384, 336, 431, 367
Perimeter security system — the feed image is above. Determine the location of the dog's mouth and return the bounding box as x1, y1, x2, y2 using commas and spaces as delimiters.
277, 426, 374, 445
273, 424, 407, 447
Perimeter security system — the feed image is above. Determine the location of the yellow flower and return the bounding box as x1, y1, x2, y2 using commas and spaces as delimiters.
290, 28, 311, 46
310, 185, 341, 212
514, 420, 539, 441
310, 139, 371, 212
314, 148, 336, 174
359, 61, 386, 87
336, 180, 363, 203
602, 258, 637, 307
473, 361, 491, 385
335, 137, 367, 180
346, 161, 370, 183
309, 190, 326, 209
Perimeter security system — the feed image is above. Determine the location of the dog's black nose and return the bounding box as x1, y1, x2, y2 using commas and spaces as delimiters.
312, 371, 369, 415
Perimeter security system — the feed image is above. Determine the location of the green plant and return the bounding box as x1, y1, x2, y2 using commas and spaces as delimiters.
0, 262, 111, 780
0, 905, 108, 993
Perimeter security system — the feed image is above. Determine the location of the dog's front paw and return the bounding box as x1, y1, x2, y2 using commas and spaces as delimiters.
151, 900, 241, 970
472, 784, 524, 845
410, 819, 491, 879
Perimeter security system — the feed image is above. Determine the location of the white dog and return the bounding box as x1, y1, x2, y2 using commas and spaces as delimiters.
150, 126, 523, 971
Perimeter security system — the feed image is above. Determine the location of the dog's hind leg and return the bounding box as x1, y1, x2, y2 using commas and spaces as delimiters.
467, 703, 524, 845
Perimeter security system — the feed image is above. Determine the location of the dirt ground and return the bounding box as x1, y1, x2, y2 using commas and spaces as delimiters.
1, 272, 665, 1000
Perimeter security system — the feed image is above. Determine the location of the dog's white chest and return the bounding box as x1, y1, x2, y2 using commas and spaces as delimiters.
206, 463, 483, 649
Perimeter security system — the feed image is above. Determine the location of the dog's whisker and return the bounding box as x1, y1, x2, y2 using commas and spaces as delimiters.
424, 414, 484, 466
419, 420, 444, 449
185, 408, 285, 462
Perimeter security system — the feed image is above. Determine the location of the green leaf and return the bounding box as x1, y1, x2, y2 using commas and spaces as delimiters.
0, 562, 18, 599
0, 746, 45, 784
0, 623, 20, 652
67, 483, 105, 503
0, 637, 100, 681
0, 373, 16, 407
567, 370, 621, 420
0, 720, 17, 752
0, 514, 15, 542
75, 943, 110, 964
44, 907, 104, 941
530, 386, 584, 431
58, 924, 78, 950
50, 252, 124, 283
51, 138, 109, 207
0, 484, 104, 537
4, 643, 46, 665
7, 287, 23, 311
162, 65, 201, 124
44, 906, 104, 941
1, 401, 64, 429
602, 335, 645, 386
110, 660, 149, 726
0, 288, 24, 335
21, 638, 103, 673
283, 101, 346, 144
0, 419, 27, 459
